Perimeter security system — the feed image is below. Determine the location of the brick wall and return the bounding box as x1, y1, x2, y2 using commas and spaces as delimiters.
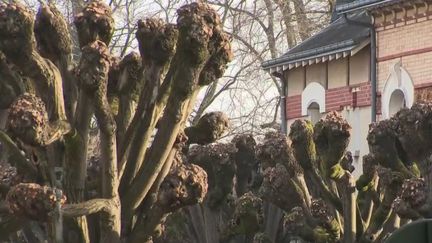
377, 20, 432, 59
356, 83, 372, 107
415, 83, 432, 101
326, 86, 351, 111
286, 82, 371, 120
377, 19, 432, 90
286, 95, 301, 119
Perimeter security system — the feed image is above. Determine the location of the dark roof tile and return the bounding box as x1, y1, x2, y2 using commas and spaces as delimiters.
285, 11, 370, 56
336, 0, 404, 13
262, 11, 370, 69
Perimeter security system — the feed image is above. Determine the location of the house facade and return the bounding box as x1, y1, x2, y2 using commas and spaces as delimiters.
262, 0, 432, 176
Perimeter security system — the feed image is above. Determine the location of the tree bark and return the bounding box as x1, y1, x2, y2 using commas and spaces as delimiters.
62, 199, 115, 218
63, 93, 93, 243
293, 0, 312, 41
273, 0, 297, 48
117, 19, 177, 190
94, 59, 121, 243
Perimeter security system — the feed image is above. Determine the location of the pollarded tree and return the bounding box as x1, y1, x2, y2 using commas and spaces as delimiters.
0, 1, 232, 243
157, 105, 432, 243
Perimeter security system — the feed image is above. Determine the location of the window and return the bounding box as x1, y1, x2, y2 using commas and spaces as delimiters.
389, 89, 406, 118
301, 82, 325, 117
307, 102, 321, 125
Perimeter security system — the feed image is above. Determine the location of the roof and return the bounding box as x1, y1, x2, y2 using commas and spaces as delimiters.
262, 11, 371, 73
331, 0, 357, 22
336, 0, 405, 13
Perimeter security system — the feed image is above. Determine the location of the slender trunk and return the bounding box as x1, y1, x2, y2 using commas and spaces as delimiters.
116, 96, 136, 149
383, 212, 400, 234
275, 0, 297, 48
361, 188, 397, 242
122, 89, 200, 218
116, 65, 162, 162
363, 177, 380, 229
187, 206, 207, 243
128, 149, 178, 236
63, 93, 93, 243
191, 81, 218, 125
94, 89, 121, 243
0, 109, 7, 129
295, 174, 312, 207
58, 56, 77, 121
121, 8, 214, 211
338, 173, 356, 243
203, 206, 220, 243
117, 19, 177, 163
263, 0, 277, 59
293, 0, 312, 41
129, 205, 166, 243
264, 203, 283, 242
119, 65, 168, 190
305, 170, 343, 212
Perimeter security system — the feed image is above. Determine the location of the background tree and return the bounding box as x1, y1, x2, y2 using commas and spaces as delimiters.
4, 0, 332, 135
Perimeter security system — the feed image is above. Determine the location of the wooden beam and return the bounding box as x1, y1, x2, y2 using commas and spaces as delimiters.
288, 63, 295, 70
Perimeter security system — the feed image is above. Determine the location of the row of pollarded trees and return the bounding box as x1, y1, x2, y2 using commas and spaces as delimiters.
0, 1, 432, 243
156, 104, 432, 243
0, 1, 232, 243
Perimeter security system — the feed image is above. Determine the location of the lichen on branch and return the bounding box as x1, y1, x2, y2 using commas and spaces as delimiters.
35, 3, 72, 64
260, 164, 305, 212
6, 183, 66, 221
0, 3, 35, 55
7, 93, 49, 146
185, 111, 230, 145
74, 1, 114, 47
188, 143, 236, 209
157, 163, 208, 212
313, 111, 351, 179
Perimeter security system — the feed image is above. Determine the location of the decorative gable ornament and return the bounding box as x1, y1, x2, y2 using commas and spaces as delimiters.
381, 61, 414, 119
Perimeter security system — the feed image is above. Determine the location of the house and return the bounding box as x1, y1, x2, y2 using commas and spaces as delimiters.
262, 0, 432, 176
